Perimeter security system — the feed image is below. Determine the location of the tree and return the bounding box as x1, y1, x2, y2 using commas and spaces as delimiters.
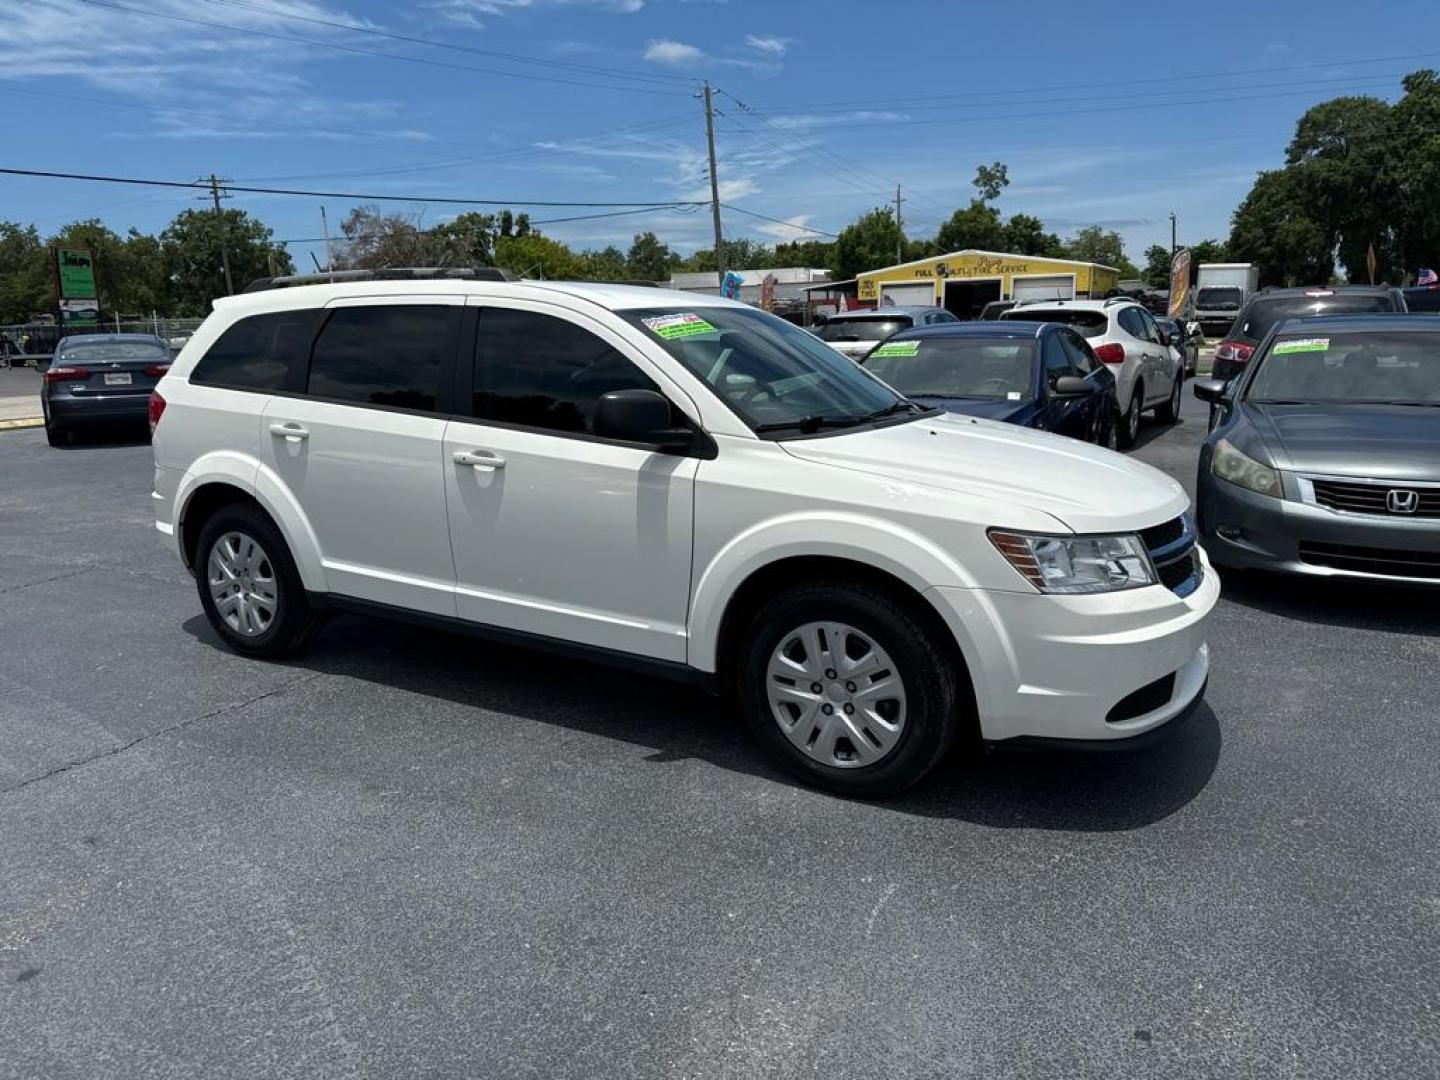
0, 221, 50, 322
1228, 170, 1331, 286
429, 212, 496, 267
494, 232, 581, 279
625, 231, 677, 281
1063, 225, 1137, 277
773, 239, 835, 267
1002, 213, 1063, 257
1142, 245, 1173, 289
160, 208, 292, 314
935, 200, 1005, 254
683, 237, 774, 273
497, 210, 532, 239
830, 208, 904, 281
973, 161, 1010, 202
580, 245, 628, 281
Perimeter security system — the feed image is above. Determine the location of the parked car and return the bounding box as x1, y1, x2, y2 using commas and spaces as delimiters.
1001, 298, 1185, 449
1194, 314, 1440, 583
976, 299, 1017, 321
41, 333, 171, 446
861, 321, 1119, 448
1154, 315, 1201, 377
152, 270, 1216, 796
1401, 284, 1440, 313
1212, 285, 1408, 384
814, 306, 957, 361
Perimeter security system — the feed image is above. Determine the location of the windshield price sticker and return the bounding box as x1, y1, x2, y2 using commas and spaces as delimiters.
643, 313, 716, 340
870, 341, 920, 358
1273, 337, 1330, 355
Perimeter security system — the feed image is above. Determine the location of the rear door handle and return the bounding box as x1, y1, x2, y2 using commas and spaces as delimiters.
453, 450, 506, 471
269, 422, 309, 443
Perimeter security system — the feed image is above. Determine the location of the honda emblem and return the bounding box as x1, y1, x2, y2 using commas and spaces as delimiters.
1386, 489, 1419, 514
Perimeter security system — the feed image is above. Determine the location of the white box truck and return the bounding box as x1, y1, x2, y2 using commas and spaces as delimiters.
1195, 263, 1259, 336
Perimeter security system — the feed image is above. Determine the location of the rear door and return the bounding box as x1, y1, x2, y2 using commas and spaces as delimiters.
260, 297, 462, 616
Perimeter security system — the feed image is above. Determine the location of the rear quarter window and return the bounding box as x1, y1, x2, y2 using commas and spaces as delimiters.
190, 309, 323, 391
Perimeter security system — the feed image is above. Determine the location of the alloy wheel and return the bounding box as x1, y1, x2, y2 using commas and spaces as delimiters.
766, 621, 907, 769
207, 531, 279, 637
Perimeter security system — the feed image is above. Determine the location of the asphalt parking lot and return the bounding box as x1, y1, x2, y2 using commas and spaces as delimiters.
2, 393, 1437, 1079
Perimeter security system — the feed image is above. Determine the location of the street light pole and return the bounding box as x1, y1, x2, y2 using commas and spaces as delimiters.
1169, 211, 1177, 258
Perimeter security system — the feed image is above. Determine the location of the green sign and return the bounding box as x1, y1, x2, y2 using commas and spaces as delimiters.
870, 341, 920, 358
56, 248, 97, 299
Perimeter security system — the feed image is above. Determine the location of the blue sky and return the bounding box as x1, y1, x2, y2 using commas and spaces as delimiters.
3, 0, 1439, 273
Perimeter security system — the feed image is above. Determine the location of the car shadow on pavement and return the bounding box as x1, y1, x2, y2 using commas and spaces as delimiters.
1217, 568, 1440, 637
183, 612, 1221, 833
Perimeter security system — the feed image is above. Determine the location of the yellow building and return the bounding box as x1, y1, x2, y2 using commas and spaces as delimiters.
857, 250, 1121, 319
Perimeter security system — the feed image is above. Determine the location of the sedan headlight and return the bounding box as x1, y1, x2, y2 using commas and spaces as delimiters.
989, 530, 1155, 594
1210, 438, 1282, 498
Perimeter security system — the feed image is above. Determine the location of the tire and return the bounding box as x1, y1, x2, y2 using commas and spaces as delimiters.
44, 421, 68, 447
194, 503, 321, 659
737, 581, 966, 797
1155, 370, 1182, 424
1116, 386, 1143, 449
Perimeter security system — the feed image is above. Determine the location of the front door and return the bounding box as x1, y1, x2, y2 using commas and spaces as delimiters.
260, 298, 462, 616
443, 300, 698, 662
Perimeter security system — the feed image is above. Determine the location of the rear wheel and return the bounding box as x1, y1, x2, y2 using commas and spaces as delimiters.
1155, 369, 1183, 424
1117, 386, 1143, 449
737, 582, 965, 797
44, 421, 68, 447
195, 503, 320, 659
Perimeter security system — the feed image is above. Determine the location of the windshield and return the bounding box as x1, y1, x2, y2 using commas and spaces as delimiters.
1003, 308, 1107, 339
1248, 332, 1440, 405
1403, 286, 1440, 313
864, 338, 1035, 400
57, 340, 168, 363
1197, 287, 1243, 310
623, 307, 911, 435
818, 317, 909, 343
1236, 294, 1394, 344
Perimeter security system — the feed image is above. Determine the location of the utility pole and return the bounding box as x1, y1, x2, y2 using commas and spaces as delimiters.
320, 205, 335, 280
208, 174, 234, 296
895, 184, 904, 264
1169, 210, 1177, 258
702, 81, 726, 288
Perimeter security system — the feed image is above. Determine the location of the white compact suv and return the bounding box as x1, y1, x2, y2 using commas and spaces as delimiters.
1003, 298, 1184, 449
151, 269, 1217, 796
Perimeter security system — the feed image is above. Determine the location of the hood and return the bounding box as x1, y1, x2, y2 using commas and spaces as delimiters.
781, 412, 1188, 534
914, 397, 1033, 423
1248, 403, 1440, 480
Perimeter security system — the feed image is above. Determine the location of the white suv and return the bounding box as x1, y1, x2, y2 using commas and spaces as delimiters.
151, 270, 1217, 796
1003, 299, 1184, 448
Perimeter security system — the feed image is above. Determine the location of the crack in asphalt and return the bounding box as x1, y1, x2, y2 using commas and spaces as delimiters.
0, 566, 103, 596
2, 672, 326, 795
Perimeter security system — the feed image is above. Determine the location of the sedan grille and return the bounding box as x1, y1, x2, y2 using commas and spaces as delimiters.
1310, 478, 1440, 518
1143, 514, 1202, 597
1299, 542, 1440, 580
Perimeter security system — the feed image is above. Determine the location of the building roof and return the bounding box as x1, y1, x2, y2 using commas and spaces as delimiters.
856, 249, 1121, 276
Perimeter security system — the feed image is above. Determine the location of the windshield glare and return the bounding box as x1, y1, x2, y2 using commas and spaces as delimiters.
1249, 332, 1440, 404
1238, 296, 1393, 343
818, 317, 908, 342
864, 338, 1035, 400
1198, 287, 1243, 310
625, 307, 906, 433
1004, 309, 1107, 339
59, 341, 168, 363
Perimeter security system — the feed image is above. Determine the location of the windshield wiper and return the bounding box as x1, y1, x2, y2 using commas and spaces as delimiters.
865, 400, 929, 420
753, 414, 867, 434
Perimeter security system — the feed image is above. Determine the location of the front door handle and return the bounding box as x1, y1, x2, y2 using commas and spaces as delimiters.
269, 422, 309, 443
453, 449, 506, 471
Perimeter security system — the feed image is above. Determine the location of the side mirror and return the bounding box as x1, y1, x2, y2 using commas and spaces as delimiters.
594, 389, 694, 453
1192, 378, 1230, 404
1052, 375, 1094, 397
1155, 328, 1172, 347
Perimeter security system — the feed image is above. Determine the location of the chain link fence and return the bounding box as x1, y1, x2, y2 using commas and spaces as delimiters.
0, 318, 206, 365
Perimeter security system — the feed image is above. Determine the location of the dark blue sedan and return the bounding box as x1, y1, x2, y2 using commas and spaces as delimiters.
861, 321, 1121, 447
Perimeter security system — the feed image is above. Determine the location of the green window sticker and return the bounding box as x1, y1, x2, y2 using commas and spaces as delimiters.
869, 340, 920, 358
1272, 337, 1329, 355
642, 313, 717, 340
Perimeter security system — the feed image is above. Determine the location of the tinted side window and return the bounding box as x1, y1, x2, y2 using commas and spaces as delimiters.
307, 305, 458, 412
1062, 331, 1098, 374
1043, 337, 1077, 384
190, 309, 321, 391
1117, 308, 1146, 339
474, 307, 660, 435
1137, 311, 1161, 343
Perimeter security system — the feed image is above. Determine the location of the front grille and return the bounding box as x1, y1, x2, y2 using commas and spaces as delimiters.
1107, 672, 1176, 724
1311, 479, 1440, 518
1143, 515, 1202, 597
1299, 542, 1440, 580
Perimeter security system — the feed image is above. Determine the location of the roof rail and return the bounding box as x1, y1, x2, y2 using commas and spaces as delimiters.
241, 267, 519, 293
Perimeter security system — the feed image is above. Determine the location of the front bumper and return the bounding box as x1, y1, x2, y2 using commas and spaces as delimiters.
927, 553, 1218, 743
1197, 472, 1440, 584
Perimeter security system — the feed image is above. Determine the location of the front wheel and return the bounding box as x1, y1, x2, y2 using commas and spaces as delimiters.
737, 582, 966, 797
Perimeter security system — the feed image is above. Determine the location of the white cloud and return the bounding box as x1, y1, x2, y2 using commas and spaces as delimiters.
644, 38, 703, 64
765, 110, 910, 130
745, 34, 788, 56
754, 214, 812, 241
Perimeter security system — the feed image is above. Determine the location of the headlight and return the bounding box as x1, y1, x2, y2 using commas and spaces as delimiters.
1210, 438, 1282, 498
989, 530, 1155, 594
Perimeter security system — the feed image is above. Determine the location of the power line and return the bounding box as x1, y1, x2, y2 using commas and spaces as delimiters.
721, 204, 840, 239
0, 167, 710, 209
532, 205, 701, 226
76, 0, 689, 98
201, 0, 697, 87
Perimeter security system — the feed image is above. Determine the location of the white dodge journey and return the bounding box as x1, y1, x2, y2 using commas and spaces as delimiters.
151, 269, 1216, 796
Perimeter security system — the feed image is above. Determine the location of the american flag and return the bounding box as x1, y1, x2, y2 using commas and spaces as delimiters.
1419, 268, 1438, 285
